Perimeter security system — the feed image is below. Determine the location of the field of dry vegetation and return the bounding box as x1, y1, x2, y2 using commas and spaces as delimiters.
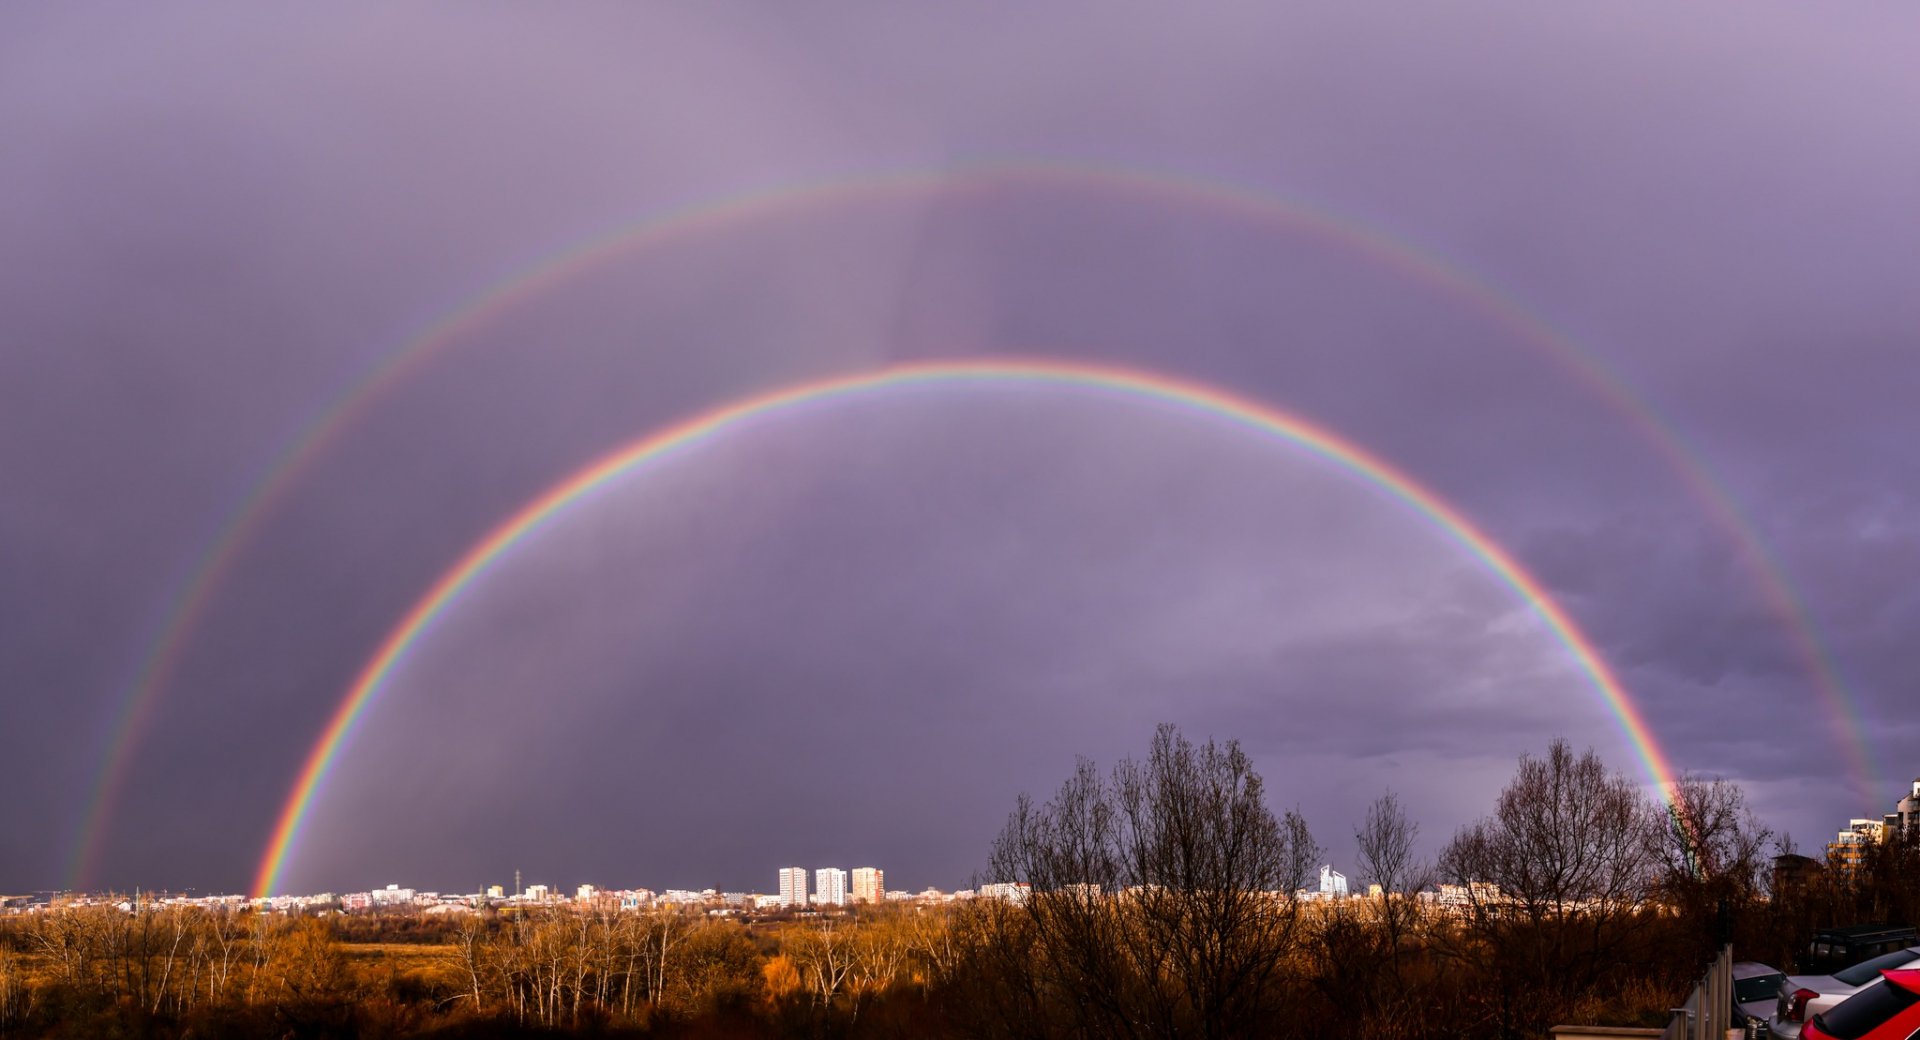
6, 730, 1917, 1038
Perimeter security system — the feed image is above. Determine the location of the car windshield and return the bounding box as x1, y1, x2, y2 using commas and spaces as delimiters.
1813, 979, 1919, 1040
1834, 949, 1920, 987
1735, 973, 1785, 1003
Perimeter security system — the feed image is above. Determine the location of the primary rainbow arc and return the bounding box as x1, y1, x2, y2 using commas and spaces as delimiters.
253, 357, 1680, 898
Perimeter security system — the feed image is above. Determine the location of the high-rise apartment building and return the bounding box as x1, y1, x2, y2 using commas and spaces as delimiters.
815, 868, 848, 907
778, 867, 808, 907
851, 867, 884, 904
1319, 865, 1349, 898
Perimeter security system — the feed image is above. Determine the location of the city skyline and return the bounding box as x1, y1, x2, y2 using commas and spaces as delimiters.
18, 771, 1920, 902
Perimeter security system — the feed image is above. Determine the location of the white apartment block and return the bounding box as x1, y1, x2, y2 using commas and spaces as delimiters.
851, 867, 884, 904
778, 867, 808, 907
815, 867, 848, 906
977, 882, 1030, 903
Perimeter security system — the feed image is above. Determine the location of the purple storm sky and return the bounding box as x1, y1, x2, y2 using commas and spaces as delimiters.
3, 3, 1919, 897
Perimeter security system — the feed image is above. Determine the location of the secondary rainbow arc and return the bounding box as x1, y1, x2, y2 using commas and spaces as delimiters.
253, 357, 1681, 899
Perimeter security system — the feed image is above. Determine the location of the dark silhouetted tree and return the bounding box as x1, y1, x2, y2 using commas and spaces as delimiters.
1438, 739, 1659, 1039
986, 723, 1318, 1040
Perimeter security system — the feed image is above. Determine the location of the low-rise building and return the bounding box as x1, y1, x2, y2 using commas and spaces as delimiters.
370, 884, 414, 907
1829, 818, 1885, 872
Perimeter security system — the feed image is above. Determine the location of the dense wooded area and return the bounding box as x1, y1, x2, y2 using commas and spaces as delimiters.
6, 730, 1918, 1038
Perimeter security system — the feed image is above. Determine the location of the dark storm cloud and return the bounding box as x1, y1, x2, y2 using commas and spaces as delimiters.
3, 2, 1918, 894
1523, 517, 1801, 688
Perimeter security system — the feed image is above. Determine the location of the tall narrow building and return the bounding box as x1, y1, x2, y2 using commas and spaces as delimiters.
1883, 778, 1920, 838
851, 867, 884, 904
778, 867, 808, 908
815, 867, 848, 907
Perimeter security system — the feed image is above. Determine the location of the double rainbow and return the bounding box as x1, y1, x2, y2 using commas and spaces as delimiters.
253, 358, 1680, 898
72, 159, 1857, 889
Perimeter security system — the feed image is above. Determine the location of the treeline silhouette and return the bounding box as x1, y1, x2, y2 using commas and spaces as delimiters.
5, 728, 1918, 1038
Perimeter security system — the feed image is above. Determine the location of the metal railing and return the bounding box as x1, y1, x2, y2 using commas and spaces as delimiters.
1664, 943, 1738, 1040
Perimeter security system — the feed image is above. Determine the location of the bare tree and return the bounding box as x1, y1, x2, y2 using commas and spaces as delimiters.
849, 910, 911, 1019
1356, 791, 1433, 987
788, 917, 858, 1011
988, 723, 1318, 1039
0, 946, 35, 1030
1653, 774, 1772, 892
449, 911, 490, 1010
206, 907, 247, 1005
146, 904, 192, 1015
1650, 773, 1773, 960
905, 901, 966, 989
1438, 739, 1660, 1039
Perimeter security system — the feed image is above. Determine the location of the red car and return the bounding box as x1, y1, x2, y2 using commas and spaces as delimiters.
1803, 969, 1920, 1039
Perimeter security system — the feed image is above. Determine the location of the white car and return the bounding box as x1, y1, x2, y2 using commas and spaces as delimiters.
1732, 961, 1787, 1034
1771, 946, 1920, 1039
